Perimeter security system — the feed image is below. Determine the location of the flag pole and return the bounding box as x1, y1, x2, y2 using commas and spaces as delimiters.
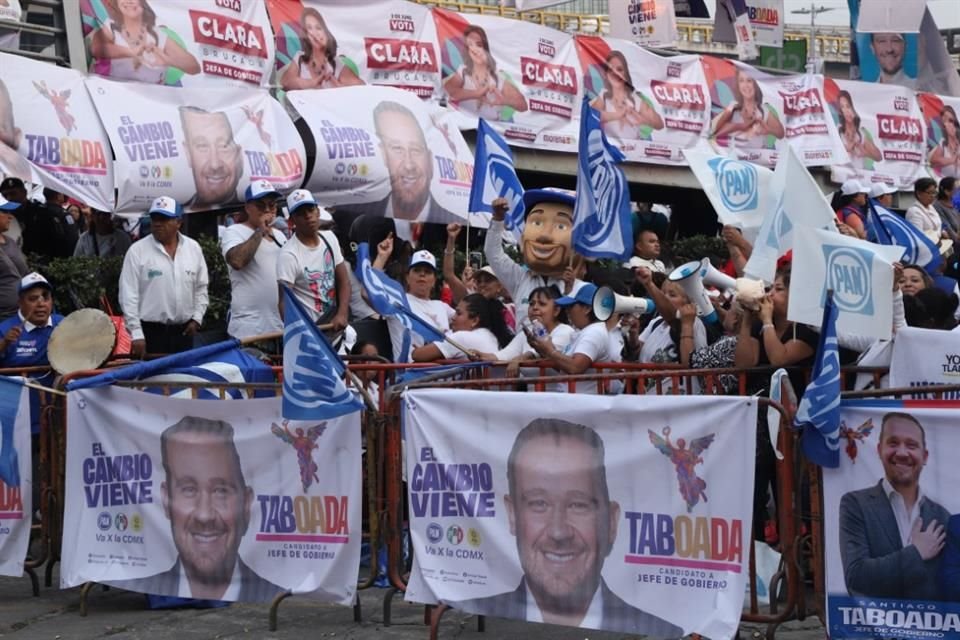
392, 303, 474, 357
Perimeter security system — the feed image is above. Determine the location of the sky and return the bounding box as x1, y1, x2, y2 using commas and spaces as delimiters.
703, 0, 960, 29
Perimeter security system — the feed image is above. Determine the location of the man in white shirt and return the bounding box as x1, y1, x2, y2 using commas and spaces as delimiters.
119, 196, 209, 357
222, 180, 286, 341
276, 189, 349, 331
624, 229, 666, 274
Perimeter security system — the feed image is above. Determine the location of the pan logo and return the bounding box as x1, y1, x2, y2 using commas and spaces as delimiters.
708, 158, 758, 211
823, 245, 873, 314
426, 522, 443, 544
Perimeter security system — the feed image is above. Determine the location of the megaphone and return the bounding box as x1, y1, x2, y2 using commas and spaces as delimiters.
700, 257, 737, 294
592, 286, 655, 321
668, 260, 718, 323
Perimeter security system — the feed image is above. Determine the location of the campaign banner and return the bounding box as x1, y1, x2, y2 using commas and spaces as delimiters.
432, 7, 581, 153
889, 327, 960, 399
919, 93, 960, 180
87, 76, 305, 214
701, 56, 847, 168
575, 36, 708, 165
826, 78, 927, 191
823, 401, 960, 638
0, 53, 114, 212
0, 0, 21, 22
79, 0, 274, 88
403, 389, 757, 638
266, 0, 439, 100
61, 386, 361, 604
289, 84, 478, 227
713, 0, 784, 49
608, 0, 677, 49
0, 379, 32, 578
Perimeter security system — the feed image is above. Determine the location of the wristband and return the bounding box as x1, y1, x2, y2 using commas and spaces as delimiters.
762, 323, 775, 332
443, 248, 455, 255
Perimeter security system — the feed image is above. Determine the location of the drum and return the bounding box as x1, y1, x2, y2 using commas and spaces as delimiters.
48, 308, 118, 375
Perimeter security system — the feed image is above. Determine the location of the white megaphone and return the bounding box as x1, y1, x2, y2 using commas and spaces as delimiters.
668, 260, 718, 323
700, 257, 737, 296
592, 286, 655, 321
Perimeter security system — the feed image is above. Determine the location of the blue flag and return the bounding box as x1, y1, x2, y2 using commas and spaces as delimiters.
0, 377, 25, 488
281, 285, 362, 420
865, 199, 942, 274
469, 119, 525, 231
794, 292, 842, 468
572, 96, 633, 260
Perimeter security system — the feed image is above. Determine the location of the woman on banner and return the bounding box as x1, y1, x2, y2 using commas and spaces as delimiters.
929, 105, 960, 179
90, 0, 199, 85
836, 90, 882, 170
442, 24, 527, 121
711, 67, 784, 150
280, 8, 363, 91
590, 50, 663, 142
412, 293, 511, 362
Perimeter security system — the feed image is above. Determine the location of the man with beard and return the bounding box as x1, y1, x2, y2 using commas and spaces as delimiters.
179, 106, 244, 210
839, 412, 949, 599
448, 418, 681, 637
108, 417, 283, 602
870, 33, 915, 89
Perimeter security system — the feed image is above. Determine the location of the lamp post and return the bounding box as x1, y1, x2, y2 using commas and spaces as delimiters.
791, 3, 836, 73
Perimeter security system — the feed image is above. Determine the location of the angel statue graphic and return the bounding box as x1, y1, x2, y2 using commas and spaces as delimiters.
242, 105, 272, 147
271, 419, 326, 492
839, 418, 874, 463
649, 426, 716, 513
33, 81, 76, 135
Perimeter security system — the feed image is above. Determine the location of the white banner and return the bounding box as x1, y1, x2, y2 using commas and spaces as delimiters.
889, 327, 960, 399
403, 389, 757, 638
80, 0, 275, 88
290, 84, 476, 226
713, 0, 784, 49
823, 402, 960, 638
0, 0, 21, 22
0, 53, 114, 211
919, 92, 960, 180
855, 0, 925, 34
788, 227, 903, 340
608, 0, 677, 49
87, 76, 305, 214
0, 379, 31, 578
61, 386, 361, 604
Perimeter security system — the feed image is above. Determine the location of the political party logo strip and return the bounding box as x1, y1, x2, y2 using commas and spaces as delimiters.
0, 378, 31, 578
402, 389, 757, 639
61, 385, 361, 605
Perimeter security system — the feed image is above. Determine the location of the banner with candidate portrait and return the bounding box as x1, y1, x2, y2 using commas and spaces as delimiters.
0, 378, 32, 578
918, 93, 960, 180
823, 401, 960, 638
826, 78, 928, 191
0, 0, 21, 22
607, 0, 677, 49
701, 56, 848, 168
60, 386, 361, 604
0, 53, 114, 212
79, 0, 275, 88
888, 327, 960, 400
86, 76, 306, 214
574, 36, 709, 166
288, 84, 480, 227
402, 389, 758, 638
713, 0, 784, 49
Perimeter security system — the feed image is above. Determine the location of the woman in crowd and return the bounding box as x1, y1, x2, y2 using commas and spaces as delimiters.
442, 224, 516, 330
899, 264, 933, 297
830, 180, 869, 239
906, 177, 947, 245
934, 177, 960, 244
632, 266, 709, 367
836, 90, 881, 168
281, 8, 364, 90
915, 287, 959, 330
443, 24, 527, 120
91, 0, 199, 84
412, 293, 511, 361
590, 50, 663, 141
711, 67, 784, 149
929, 104, 960, 178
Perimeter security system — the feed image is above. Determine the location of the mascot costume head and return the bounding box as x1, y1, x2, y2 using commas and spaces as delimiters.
519, 188, 578, 277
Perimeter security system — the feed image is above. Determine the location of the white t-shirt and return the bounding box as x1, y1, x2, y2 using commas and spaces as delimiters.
387, 296, 454, 362
560, 322, 612, 395
106, 24, 169, 84
276, 231, 343, 324
638, 316, 707, 394
436, 328, 499, 360
496, 323, 575, 361
221, 224, 286, 338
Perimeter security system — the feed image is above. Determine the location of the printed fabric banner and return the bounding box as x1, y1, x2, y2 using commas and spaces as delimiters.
701, 56, 847, 168
266, 0, 439, 100
0, 0, 21, 22
402, 389, 758, 638
289, 85, 478, 226
823, 401, 960, 638
826, 78, 927, 190
889, 327, 960, 399
79, 0, 275, 88
919, 93, 960, 180
60, 386, 361, 604
87, 75, 306, 214
0, 52, 114, 212
713, 0, 784, 49
433, 7, 581, 153
575, 36, 708, 165
607, 0, 677, 49
0, 379, 31, 578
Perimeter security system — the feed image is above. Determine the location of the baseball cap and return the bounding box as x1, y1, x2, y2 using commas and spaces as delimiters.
244, 179, 281, 203
840, 179, 869, 196
522, 188, 576, 212
556, 281, 598, 307
869, 182, 897, 198
409, 250, 437, 270
476, 265, 499, 281
148, 196, 182, 218
19, 272, 51, 293
0, 177, 24, 192
0, 195, 20, 212
287, 189, 318, 215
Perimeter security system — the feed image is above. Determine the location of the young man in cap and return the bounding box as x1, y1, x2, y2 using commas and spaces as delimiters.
119, 196, 209, 357
222, 180, 287, 340
277, 189, 349, 331
0, 195, 28, 318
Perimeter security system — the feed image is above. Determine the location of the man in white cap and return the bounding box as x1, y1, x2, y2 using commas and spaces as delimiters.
0, 196, 28, 318
119, 196, 209, 357
277, 189, 349, 331
869, 182, 897, 210
221, 180, 286, 341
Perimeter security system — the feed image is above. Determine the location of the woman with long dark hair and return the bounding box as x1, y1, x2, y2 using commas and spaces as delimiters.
412, 293, 512, 361
281, 8, 363, 90
830, 179, 869, 239
836, 90, 881, 167
711, 67, 784, 148
929, 105, 960, 178
442, 24, 527, 120
590, 50, 663, 141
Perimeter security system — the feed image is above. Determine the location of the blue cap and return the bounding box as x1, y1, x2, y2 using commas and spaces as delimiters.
556, 282, 598, 307
148, 196, 182, 218
0, 195, 20, 212
522, 188, 576, 213
244, 179, 281, 203
19, 272, 51, 293
286, 189, 318, 215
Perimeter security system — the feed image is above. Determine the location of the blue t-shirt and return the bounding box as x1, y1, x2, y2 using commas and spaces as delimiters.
0, 312, 63, 433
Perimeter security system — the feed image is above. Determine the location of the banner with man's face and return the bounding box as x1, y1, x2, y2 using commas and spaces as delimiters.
823, 401, 960, 638
826, 78, 927, 191
403, 389, 757, 638
60, 386, 361, 605
918, 93, 960, 181
289, 84, 479, 226
87, 76, 305, 214
79, 0, 275, 88
0, 53, 114, 211
0, 379, 31, 578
